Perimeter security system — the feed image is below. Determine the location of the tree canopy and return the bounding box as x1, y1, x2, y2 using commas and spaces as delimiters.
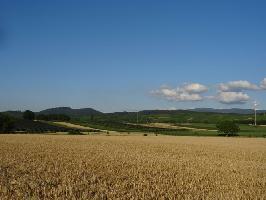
216, 121, 240, 136
0, 114, 14, 133
36, 114, 70, 121
23, 110, 35, 120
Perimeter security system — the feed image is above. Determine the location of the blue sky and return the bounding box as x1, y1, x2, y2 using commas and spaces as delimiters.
0, 0, 265, 112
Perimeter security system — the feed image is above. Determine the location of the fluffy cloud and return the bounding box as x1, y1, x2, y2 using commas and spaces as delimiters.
182, 83, 208, 93
151, 83, 208, 102
260, 78, 266, 89
219, 80, 259, 92
152, 79, 265, 105
217, 92, 250, 104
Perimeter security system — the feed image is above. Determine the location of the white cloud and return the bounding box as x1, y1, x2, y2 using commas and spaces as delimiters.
160, 88, 176, 97
219, 80, 259, 92
217, 92, 250, 104
182, 83, 208, 93
151, 83, 208, 102
260, 78, 266, 89
151, 79, 264, 105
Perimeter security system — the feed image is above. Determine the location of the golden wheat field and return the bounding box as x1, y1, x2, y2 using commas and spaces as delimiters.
0, 135, 265, 199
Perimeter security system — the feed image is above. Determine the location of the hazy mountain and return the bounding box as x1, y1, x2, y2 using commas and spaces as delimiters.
139, 108, 266, 115
189, 108, 266, 114
2, 107, 266, 119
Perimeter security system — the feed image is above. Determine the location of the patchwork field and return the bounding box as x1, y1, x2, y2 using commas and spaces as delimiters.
0, 135, 265, 199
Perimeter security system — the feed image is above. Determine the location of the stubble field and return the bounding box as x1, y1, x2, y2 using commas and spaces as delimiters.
0, 134, 265, 199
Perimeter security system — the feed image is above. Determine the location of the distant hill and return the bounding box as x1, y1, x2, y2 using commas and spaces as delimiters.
2, 107, 102, 119
139, 110, 190, 115
189, 108, 266, 114
2, 107, 266, 120
39, 107, 102, 118
138, 108, 266, 115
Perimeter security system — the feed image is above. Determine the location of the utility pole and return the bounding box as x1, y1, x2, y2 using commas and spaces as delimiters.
254, 101, 258, 126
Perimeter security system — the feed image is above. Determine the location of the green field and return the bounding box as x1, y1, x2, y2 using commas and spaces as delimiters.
2, 109, 266, 137
76, 110, 266, 125
70, 120, 266, 137
68, 110, 266, 137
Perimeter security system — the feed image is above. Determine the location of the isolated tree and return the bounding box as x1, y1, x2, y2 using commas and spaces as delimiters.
23, 110, 35, 120
216, 121, 240, 136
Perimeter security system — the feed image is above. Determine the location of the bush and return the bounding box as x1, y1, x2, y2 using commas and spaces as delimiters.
143, 134, 148, 136
216, 121, 240, 136
68, 129, 83, 135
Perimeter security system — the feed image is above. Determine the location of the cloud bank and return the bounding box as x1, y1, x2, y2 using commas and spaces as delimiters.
260, 78, 266, 89
152, 77, 265, 105
151, 83, 208, 102
217, 92, 250, 104
218, 80, 259, 92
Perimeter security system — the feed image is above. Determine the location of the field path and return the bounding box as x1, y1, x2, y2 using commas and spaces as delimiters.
130, 122, 217, 132
52, 121, 119, 134
52, 121, 96, 130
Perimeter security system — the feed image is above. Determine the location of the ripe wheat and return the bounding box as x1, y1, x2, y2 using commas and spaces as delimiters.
0, 135, 265, 199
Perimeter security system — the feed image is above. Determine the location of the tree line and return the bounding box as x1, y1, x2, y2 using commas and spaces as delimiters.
1, 110, 71, 133
0, 114, 14, 132
22, 110, 70, 121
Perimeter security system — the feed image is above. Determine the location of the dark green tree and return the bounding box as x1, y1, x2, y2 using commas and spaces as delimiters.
216, 121, 240, 136
23, 110, 35, 120
0, 114, 14, 133
36, 114, 48, 121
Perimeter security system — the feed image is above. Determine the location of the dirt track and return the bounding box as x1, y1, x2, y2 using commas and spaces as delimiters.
53, 121, 95, 130
131, 122, 217, 132
52, 122, 120, 134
